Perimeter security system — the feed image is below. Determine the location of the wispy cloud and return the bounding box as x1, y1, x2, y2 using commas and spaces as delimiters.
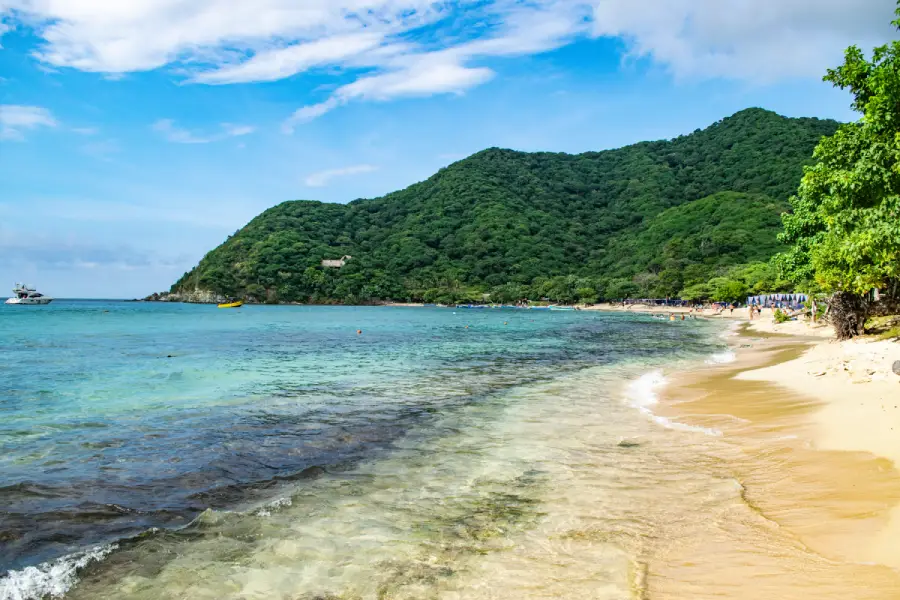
192, 31, 387, 84
71, 126, 98, 135
0, 105, 57, 140
1, 0, 448, 73
283, 58, 495, 131
304, 164, 378, 187
0, 226, 184, 270
152, 119, 255, 144
283, 3, 586, 128
80, 139, 120, 159
1, 0, 895, 124
222, 123, 255, 137
0, 196, 253, 230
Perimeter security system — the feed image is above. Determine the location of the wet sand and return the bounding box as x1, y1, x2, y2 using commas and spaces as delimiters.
653, 327, 900, 598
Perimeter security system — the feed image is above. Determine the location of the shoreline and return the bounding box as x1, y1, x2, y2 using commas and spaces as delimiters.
3, 307, 897, 598
651, 316, 900, 589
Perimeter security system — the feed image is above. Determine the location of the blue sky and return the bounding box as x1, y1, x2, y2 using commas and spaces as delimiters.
0, 0, 895, 298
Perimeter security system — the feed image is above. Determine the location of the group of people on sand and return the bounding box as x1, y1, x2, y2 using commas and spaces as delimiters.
748, 304, 764, 320
653, 312, 699, 321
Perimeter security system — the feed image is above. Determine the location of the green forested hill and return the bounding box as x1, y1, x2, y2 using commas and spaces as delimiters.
171, 108, 838, 304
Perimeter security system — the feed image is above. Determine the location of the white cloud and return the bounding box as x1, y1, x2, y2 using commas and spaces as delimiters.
1, 0, 895, 124
71, 126, 98, 135
282, 97, 342, 132
283, 58, 495, 130
591, 0, 896, 81
304, 164, 378, 187
192, 31, 387, 84
0, 105, 57, 140
222, 123, 255, 137
0, 0, 447, 73
284, 2, 586, 128
152, 119, 255, 144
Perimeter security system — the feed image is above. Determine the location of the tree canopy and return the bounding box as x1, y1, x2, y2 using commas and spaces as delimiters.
171, 108, 838, 304
778, 8, 900, 296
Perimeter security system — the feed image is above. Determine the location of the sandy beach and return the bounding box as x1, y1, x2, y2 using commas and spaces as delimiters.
738, 332, 900, 465
583, 302, 769, 320
649, 314, 900, 596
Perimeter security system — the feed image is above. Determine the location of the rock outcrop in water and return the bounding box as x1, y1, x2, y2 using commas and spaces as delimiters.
141, 290, 233, 304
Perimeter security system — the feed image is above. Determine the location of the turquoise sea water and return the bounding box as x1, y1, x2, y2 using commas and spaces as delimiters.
0, 301, 727, 599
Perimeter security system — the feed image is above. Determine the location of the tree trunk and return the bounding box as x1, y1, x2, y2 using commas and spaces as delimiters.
827, 291, 869, 340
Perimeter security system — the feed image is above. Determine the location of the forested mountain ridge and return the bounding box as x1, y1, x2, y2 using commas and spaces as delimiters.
170, 108, 839, 304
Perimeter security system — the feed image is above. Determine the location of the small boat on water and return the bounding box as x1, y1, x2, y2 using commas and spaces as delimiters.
217, 300, 243, 309
5, 283, 52, 305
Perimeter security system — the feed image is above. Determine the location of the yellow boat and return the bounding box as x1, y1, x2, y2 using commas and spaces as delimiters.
217, 300, 243, 308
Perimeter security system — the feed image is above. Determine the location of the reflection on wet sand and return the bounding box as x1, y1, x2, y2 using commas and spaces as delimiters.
654, 337, 900, 599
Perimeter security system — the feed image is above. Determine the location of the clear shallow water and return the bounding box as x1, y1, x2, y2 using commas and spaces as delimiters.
0, 302, 725, 599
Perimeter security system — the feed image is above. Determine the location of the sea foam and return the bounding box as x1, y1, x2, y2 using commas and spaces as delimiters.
0, 544, 117, 600
627, 371, 721, 437
705, 350, 736, 365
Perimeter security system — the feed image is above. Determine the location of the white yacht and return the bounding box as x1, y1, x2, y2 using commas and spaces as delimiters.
5, 283, 53, 305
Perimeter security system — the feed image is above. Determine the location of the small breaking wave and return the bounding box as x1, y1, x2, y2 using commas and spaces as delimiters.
0, 543, 117, 600
627, 371, 667, 410
626, 371, 721, 437
705, 350, 736, 365
255, 496, 293, 518
718, 321, 742, 339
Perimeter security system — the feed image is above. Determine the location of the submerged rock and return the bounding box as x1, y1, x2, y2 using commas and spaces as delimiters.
617, 439, 640, 448
279, 465, 327, 481
141, 289, 233, 304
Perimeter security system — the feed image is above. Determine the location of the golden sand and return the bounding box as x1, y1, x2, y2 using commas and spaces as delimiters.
652, 329, 900, 599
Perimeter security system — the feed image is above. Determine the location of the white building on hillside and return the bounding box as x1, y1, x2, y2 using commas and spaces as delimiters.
321, 255, 352, 268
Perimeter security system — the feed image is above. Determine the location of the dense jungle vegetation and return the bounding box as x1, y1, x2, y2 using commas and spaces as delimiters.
776, 6, 900, 338
171, 108, 839, 304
